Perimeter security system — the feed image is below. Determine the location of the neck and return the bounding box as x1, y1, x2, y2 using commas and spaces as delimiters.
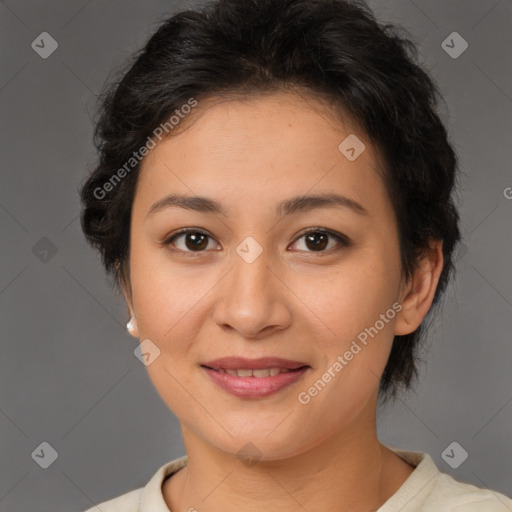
163, 401, 413, 511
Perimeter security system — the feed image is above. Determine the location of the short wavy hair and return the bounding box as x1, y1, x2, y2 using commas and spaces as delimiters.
79, 0, 461, 402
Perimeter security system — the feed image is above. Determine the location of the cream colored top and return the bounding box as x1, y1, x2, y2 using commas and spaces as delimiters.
84, 447, 512, 511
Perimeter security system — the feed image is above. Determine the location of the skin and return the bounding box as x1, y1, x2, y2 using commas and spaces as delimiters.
121, 90, 443, 512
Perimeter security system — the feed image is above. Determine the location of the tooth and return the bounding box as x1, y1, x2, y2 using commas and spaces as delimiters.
280, 368, 291, 373
225, 369, 238, 376
252, 368, 270, 377
269, 367, 281, 376
236, 369, 253, 377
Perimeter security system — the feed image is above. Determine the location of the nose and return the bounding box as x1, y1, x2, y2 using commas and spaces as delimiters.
213, 241, 292, 340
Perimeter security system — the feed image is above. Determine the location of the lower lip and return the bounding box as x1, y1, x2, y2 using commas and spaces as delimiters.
202, 366, 309, 398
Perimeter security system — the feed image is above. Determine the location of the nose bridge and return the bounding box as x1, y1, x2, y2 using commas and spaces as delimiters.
213, 234, 289, 337
229, 236, 274, 307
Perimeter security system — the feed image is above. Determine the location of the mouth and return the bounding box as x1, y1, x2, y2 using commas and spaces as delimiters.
200, 357, 310, 398
201, 356, 309, 376
203, 367, 302, 377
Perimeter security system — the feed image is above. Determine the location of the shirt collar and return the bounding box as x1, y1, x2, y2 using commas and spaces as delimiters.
140, 455, 188, 511
138, 447, 439, 512
377, 447, 440, 511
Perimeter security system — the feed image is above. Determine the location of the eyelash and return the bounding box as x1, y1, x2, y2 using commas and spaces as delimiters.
162, 227, 352, 256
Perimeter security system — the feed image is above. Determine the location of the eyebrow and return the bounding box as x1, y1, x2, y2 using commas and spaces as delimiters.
146, 192, 369, 218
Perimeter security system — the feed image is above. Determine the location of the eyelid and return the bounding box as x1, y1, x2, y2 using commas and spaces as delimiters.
291, 227, 352, 248
163, 227, 352, 254
162, 227, 219, 256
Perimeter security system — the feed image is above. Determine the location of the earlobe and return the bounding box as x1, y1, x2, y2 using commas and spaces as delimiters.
119, 274, 138, 337
394, 240, 444, 336
126, 316, 139, 338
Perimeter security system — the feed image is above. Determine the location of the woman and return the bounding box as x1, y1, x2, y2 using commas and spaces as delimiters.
79, 0, 512, 510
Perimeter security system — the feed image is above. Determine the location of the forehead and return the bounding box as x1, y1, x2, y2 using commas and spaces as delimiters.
135, 91, 387, 217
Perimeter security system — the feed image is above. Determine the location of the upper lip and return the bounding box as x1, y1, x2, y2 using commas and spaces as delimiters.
202, 357, 309, 370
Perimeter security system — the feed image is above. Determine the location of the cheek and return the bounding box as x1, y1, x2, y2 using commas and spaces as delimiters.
293, 253, 401, 343
129, 256, 207, 413
294, 248, 401, 401
296, 284, 398, 427
128, 246, 210, 353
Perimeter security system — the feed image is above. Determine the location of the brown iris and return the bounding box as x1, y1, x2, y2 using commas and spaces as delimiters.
184, 232, 209, 251
304, 231, 329, 251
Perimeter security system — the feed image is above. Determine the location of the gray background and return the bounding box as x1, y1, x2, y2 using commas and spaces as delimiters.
1, 1, 511, 511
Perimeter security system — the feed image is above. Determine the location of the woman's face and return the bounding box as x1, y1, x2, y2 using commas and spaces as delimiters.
124, 91, 414, 460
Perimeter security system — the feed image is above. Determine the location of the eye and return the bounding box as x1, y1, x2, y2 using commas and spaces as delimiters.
289, 228, 351, 253
163, 229, 220, 254
163, 227, 351, 255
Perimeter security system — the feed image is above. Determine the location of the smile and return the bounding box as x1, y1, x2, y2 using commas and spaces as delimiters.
211, 367, 293, 377
200, 357, 310, 398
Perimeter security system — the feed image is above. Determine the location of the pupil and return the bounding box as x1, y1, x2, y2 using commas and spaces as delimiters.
306, 232, 328, 251
186, 232, 208, 251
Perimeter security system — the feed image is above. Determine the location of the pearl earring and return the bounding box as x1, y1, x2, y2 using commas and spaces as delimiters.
126, 316, 137, 336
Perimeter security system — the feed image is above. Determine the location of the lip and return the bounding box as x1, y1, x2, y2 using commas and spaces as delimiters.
202, 357, 308, 370
201, 357, 310, 399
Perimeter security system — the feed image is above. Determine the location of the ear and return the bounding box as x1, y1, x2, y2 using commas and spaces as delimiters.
120, 273, 139, 338
394, 240, 444, 336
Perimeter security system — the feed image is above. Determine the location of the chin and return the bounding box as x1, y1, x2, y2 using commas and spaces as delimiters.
195, 422, 318, 463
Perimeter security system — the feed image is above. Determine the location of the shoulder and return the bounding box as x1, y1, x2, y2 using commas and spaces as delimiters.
429, 472, 512, 511
83, 488, 142, 512
81, 455, 188, 512
383, 447, 512, 512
